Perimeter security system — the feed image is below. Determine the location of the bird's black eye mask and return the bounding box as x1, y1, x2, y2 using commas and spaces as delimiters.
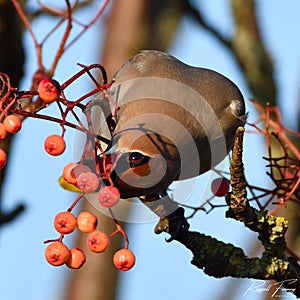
109, 151, 151, 186
109, 151, 150, 176
128, 151, 150, 168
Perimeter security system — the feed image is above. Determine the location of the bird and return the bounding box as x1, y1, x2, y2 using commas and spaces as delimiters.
101, 50, 247, 235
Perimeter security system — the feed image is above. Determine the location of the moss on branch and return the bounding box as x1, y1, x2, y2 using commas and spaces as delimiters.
165, 127, 300, 297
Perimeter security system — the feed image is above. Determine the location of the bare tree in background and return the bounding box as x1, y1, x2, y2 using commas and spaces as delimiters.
0, 0, 25, 227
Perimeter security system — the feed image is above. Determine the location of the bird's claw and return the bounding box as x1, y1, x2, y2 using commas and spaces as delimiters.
154, 207, 189, 242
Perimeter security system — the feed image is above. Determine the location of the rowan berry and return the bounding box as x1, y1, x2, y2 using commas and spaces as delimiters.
45, 242, 69, 266
77, 172, 99, 193
77, 211, 98, 233
0, 123, 7, 140
113, 249, 135, 271
72, 164, 92, 180
62, 163, 91, 185
54, 211, 77, 234
66, 248, 86, 269
3, 115, 22, 134
62, 163, 79, 185
38, 78, 60, 104
87, 230, 109, 253
211, 177, 230, 197
97, 186, 120, 208
44, 134, 66, 156
0, 149, 7, 169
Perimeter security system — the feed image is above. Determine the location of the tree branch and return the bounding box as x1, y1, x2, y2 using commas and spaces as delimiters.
182, 0, 232, 50
165, 127, 300, 298
183, 0, 277, 104
0, 203, 25, 225
230, 0, 277, 105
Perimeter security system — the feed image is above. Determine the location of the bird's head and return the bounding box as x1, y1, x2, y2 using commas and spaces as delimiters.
103, 128, 181, 199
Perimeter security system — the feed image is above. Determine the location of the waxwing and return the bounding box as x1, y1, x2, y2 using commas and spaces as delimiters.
104, 50, 247, 206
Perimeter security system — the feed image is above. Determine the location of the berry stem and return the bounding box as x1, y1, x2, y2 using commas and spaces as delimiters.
67, 193, 84, 212
84, 109, 100, 174
108, 208, 129, 249
55, 100, 67, 138
48, 0, 72, 77
11, 0, 43, 70
0, 95, 18, 121
77, 63, 107, 87
65, 85, 108, 113
44, 234, 64, 244
103, 87, 119, 119
64, 0, 111, 51
9, 108, 110, 144
60, 64, 108, 90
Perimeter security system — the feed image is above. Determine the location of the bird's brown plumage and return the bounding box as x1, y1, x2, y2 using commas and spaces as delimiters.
106, 50, 246, 198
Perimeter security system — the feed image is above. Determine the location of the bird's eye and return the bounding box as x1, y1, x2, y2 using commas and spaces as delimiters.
129, 152, 145, 164
128, 152, 149, 167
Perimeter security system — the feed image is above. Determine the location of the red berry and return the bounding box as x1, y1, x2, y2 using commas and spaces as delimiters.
44, 134, 66, 156
113, 249, 135, 271
72, 164, 92, 180
0, 123, 7, 140
66, 248, 86, 269
62, 163, 79, 185
98, 186, 120, 208
38, 78, 60, 104
54, 211, 77, 234
77, 172, 99, 193
211, 177, 230, 197
77, 211, 98, 233
3, 115, 22, 134
45, 242, 69, 266
0, 149, 7, 169
63, 163, 92, 185
87, 230, 109, 253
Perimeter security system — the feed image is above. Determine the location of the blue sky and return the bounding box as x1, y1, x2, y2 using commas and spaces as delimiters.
1, 1, 300, 300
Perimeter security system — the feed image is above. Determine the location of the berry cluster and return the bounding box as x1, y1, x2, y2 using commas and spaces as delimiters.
45, 210, 135, 271
0, 67, 112, 163
0, 65, 134, 271
0, 77, 65, 168
62, 162, 120, 204
44, 160, 135, 271
38, 79, 66, 157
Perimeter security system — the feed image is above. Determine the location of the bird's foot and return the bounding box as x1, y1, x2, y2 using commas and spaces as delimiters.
139, 191, 190, 241
154, 207, 190, 242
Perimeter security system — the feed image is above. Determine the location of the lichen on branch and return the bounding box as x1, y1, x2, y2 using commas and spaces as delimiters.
166, 127, 300, 298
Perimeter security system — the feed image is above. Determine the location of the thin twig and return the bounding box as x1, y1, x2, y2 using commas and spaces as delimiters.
10, 0, 43, 70
65, 0, 111, 50
49, 0, 73, 77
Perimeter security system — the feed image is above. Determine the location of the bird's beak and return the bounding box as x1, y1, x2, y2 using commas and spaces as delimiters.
98, 143, 125, 185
